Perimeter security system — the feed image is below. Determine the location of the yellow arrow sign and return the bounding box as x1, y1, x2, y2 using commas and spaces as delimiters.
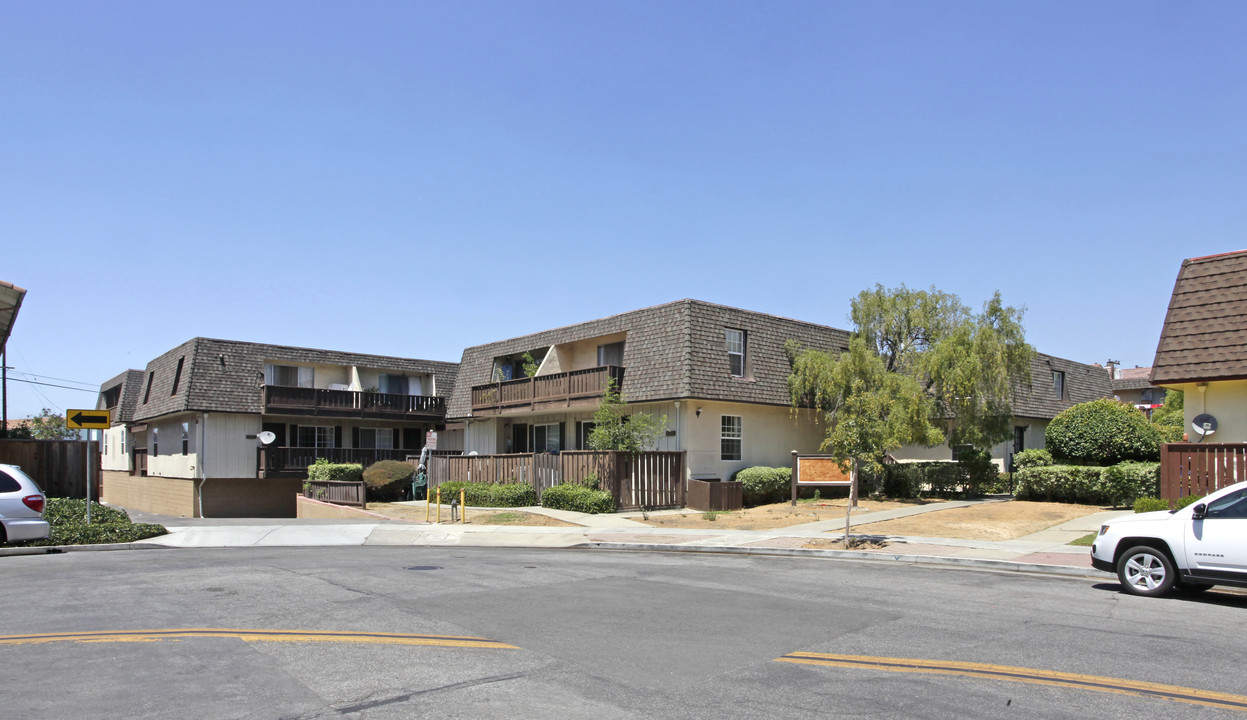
66, 409, 110, 430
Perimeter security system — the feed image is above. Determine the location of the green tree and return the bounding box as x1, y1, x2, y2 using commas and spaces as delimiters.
587, 380, 667, 453
29, 408, 81, 440
788, 285, 1034, 473
1150, 389, 1184, 427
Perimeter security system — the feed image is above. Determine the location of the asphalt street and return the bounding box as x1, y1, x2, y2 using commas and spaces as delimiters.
4, 546, 1246, 719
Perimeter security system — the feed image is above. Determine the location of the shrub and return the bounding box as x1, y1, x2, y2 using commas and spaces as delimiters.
955, 448, 998, 496
872, 460, 994, 499
433, 481, 536, 508
5, 498, 168, 547
1175, 494, 1202, 510
732, 466, 792, 506
42, 498, 130, 526
307, 459, 363, 483
362, 460, 415, 501
1156, 425, 1185, 444
1045, 398, 1162, 465
1012, 449, 1053, 470
1014, 465, 1106, 503
1100, 462, 1160, 507
1133, 497, 1169, 513
541, 483, 616, 514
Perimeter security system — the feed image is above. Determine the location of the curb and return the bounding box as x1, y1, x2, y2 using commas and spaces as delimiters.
582, 541, 1103, 580
0, 542, 168, 557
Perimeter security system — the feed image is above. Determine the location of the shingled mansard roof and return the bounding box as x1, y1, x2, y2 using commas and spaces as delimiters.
1012, 352, 1114, 420
128, 338, 458, 423
1152, 250, 1247, 385
446, 299, 851, 418
97, 369, 147, 424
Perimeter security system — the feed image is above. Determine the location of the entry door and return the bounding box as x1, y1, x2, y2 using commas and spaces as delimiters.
511, 424, 529, 454
1184, 487, 1247, 577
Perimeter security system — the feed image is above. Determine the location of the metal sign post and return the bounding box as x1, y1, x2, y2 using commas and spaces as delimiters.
67, 409, 109, 525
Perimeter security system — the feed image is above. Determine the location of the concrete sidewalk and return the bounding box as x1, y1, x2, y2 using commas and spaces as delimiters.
119, 498, 1132, 579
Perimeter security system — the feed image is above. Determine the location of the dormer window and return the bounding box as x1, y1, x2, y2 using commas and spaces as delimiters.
725, 329, 746, 377
597, 342, 624, 367
1052, 370, 1066, 400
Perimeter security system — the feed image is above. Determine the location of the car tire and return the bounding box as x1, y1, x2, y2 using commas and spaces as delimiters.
1117, 545, 1176, 597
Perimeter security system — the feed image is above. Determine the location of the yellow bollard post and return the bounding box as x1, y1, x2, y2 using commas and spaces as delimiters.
436, 487, 442, 524
460, 488, 466, 524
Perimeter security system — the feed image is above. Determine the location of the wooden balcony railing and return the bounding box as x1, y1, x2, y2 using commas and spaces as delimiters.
470, 366, 624, 414
258, 446, 419, 478
262, 386, 445, 419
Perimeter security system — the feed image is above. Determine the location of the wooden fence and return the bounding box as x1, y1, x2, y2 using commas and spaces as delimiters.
302, 480, 367, 508
0, 439, 100, 499
426, 451, 686, 510
1160, 443, 1247, 501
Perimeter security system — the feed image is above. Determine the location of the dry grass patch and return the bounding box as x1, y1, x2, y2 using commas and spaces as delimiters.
851, 500, 1108, 541
638, 499, 926, 531
366, 503, 581, 527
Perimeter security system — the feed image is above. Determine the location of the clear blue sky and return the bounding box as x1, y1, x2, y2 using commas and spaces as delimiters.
3, 1, 1244, 419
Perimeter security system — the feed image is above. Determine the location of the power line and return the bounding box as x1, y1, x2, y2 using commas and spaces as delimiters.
8, 371, 97, 388
6, 377, 98, 393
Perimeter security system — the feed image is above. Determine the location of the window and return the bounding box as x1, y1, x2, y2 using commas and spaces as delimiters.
576, 421, 597, 450
297, 426, 335, 449
534, 423, 561, 453
181, 422, 190, 455
1052, 371, 1065, 400
103, 433, 109, 456
1013, 426, 1026, 454
170, 357, 185, 396
725, 329, 746, 377
951, 444, 973, 461
143, 371, 154, 404
721, 415, 742, 461
379, 374, 409, 395
151, 427, 158, 456
359, 428, 394, 450
597, 342, 624, 367
265, 363, 313, 388
121, 431, 126, 456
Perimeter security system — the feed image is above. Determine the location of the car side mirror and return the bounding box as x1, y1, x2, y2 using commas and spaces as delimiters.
1192, 503, 1207, 520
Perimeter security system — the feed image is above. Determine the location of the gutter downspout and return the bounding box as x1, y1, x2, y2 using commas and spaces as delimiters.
1197, 384, 1208, 443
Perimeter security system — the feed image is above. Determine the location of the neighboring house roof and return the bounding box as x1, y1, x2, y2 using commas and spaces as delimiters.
1011, 352, 1114, 420
0, 280, 26, 354
446, 299, 851, 418
1152, 250, 1247, 385
127, 338, 458, 422
97, 369, 147, 424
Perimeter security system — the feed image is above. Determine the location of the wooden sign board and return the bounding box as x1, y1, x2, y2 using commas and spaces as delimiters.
796, 456, 853, 485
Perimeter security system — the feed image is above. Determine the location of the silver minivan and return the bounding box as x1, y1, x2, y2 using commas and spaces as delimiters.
0, 463, 50, 543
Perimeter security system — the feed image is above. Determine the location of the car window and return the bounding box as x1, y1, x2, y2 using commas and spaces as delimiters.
1205, 489, 1247, 519
0, 469, 21, 493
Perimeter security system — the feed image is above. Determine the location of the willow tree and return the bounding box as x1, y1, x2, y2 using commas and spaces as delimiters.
788, 285, 1033, 473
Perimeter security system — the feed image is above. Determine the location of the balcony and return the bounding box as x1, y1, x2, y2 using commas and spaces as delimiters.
471, 365, 624, 415
262, 386, 446, 420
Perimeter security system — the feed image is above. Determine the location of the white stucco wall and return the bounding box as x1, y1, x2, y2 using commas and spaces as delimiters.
1160, 380, 1247, 443
203, 412, 263, 478
101, 426, 131, 472
145, 415, 199, 479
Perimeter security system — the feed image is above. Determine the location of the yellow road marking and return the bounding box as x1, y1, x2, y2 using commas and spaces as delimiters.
0, 629, 518, 650
776, 652, 1247, 712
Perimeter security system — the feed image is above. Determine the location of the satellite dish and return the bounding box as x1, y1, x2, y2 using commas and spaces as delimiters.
257, 431, 277, 446
1192, 414, 1218, 437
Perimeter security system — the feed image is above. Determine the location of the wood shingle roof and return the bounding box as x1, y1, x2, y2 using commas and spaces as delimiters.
1152, 250, 1247, 384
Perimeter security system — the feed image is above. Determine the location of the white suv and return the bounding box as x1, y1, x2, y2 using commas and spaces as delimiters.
0, 463, 50, 544
1092, 480, 1247, 596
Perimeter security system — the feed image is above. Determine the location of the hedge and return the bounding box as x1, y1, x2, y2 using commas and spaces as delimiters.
307, 460, 363, 483
1012, 449, 1052, 470
541, 483, 616, 514
861, 457, 999, 499
433, 481, 536, 508
4, 498, 168, 548
1045, 398, 1162, 464
731, 466, 792, 507
362, 460, 415, 501
1014, 461, 1160, 506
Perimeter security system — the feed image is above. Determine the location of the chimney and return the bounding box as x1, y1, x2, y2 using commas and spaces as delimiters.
1106, 359, 1120, 380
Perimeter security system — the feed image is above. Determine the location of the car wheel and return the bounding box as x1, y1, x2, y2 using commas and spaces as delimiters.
1179, 581, 1214, 594
1117, 545, 1176, 597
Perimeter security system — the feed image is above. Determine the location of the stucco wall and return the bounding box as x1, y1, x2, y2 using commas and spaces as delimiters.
1164, 380, 1247, 443
100, 426, 131, 472
145, 415, 199, 479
